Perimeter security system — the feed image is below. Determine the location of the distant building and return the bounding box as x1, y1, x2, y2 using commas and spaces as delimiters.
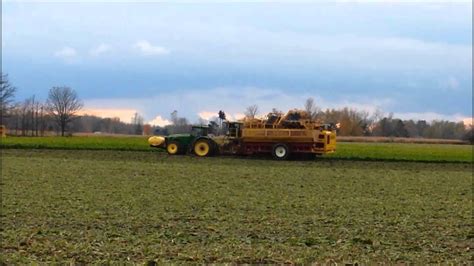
143, 124, 152, 135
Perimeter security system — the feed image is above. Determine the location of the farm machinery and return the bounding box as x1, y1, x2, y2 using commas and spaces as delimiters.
148, 109, 336, 160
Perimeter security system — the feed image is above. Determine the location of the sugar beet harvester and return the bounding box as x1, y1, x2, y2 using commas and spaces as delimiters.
148, 109, 337, 160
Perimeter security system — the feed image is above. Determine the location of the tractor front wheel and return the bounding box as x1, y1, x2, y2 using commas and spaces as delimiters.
194, 140, 212, 157
167, 141, 181, 155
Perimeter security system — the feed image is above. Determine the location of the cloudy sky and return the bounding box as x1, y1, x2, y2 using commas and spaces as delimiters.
2, 1, 472, 126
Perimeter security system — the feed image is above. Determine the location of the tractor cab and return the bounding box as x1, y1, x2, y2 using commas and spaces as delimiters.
224, 122, 243, 138
191, 125, 209, 137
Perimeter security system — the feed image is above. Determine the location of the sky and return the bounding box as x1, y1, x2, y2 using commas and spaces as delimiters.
2, 1, 472, 126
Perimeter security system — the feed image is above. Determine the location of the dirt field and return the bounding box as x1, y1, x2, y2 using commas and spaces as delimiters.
1, 149, 472, 263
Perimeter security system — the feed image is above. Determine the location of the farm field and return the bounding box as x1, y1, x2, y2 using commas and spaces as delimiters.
0, 136, 472, 162
1, 149, 472, 264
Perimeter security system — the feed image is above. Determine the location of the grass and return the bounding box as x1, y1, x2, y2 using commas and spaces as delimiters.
328, 142, 472, 162
337, 136, 469, 145
0, 136, 149, 151
1, 136, 472, 163
1, 149, 472, 263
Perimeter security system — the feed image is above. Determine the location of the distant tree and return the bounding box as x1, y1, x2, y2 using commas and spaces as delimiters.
46, 86, 83, 136
403, 120, 419, 138
424, 120, 466, 139
336, 108, 365, 136
218, 110, 226, 129
170, 110, 179, 125
416, 120, 429, 138
245, 104, 259, 119
218, 110, 226, 121
377, 117, 393, 137
304, 97, 320, 120
208, 120, 220, 135
152, 126, 168, 136
271, 108, 282, 114
131, 112, 144, 135
167, 110, 190, 134
19, 96, 36, 136
358, 110, 372, 136
19, 95, 45, 136
393, 119, 409, 137
463, 127, 473, 144
0, 73, 17, 123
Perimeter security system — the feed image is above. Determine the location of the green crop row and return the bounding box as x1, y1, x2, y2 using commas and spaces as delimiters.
327, 142, 472, 163
0, 136, 472, 163
0, 136, 150, 151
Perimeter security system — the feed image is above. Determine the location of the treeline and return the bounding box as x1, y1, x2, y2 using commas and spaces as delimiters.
1, 73, 194, 136
4, 95, 49, 136
0, 73, 146, 136
3, 106, 149, 136
318, 107, 469, 140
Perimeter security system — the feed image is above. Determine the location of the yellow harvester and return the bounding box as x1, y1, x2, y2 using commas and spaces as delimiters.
149, 109, 336, 160
215, 109, 336, 159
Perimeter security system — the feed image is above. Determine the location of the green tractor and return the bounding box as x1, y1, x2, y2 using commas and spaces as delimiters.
148, 126, 218, 157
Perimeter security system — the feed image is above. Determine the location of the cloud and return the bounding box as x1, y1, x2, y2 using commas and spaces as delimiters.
80, 106, 172, 126
54, 46, 77, 59
463, 118, 473, 127
394, 112, 472, 124
90, 43, 111, 56
441, 76, 460, 91
133, 40, 169, 56
233, 113, 245, 120
78, 108, 138, 123
198, 111, 217, 121
148, 115, 171, 127
83, 87, 395, 124
198, 111, 246, 121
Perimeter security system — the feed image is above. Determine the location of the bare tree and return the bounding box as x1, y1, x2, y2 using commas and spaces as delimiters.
304, 97, 320, 120
371, 109, 384, 122
170, 110, 179, 125
131, 112, 144, 135
46, 86, 83, 136
1, 73, 17, 123
271, 108, 282, 114
22, 95, 43, 136
19, 96, 33, 136
168, 110, 190, 134
245, 104, 259, 119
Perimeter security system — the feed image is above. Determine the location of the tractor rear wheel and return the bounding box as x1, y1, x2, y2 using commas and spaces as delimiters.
194, 140, 212, 157
272, 143, 290, 160
166, 141, 181, 155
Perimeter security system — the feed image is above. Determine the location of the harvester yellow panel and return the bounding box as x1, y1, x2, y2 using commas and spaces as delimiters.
242, 128, 315, 142
241, 128, 336, 154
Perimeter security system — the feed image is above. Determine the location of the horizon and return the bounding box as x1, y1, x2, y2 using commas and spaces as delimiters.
2, 1, 472, 126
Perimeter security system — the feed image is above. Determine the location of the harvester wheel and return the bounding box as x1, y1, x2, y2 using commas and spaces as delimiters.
166, 141, 181, 155
272, 143, 290, 160
194, 140, 212, 157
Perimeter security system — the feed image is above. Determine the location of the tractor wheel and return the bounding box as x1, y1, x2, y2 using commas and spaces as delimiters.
272, 143, 290, 160
194, 139, 212, 157
166, 141, 181, 155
